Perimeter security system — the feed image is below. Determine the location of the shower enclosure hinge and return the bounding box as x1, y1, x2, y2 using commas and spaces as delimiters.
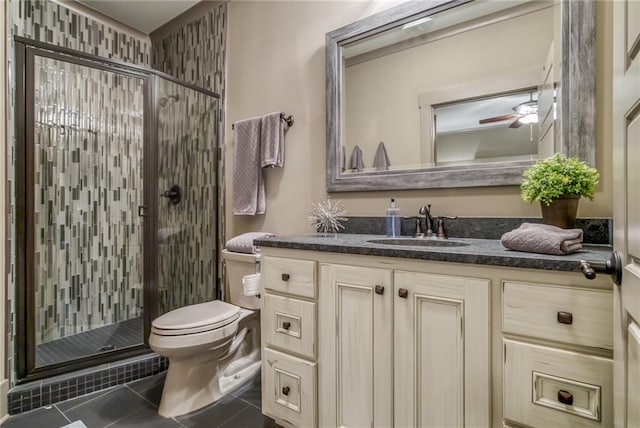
138, 205, 148, 217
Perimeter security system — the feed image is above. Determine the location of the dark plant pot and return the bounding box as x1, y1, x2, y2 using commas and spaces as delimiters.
540, 195, 580, 229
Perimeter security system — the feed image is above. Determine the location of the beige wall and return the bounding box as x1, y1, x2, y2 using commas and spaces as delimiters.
225, 0, 613, 239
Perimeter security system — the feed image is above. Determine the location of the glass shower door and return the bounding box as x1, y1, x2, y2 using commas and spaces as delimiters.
155, 77, 218, 315
23, 49, 148, 372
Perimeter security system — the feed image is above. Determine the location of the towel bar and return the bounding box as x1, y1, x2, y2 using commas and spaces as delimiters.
232, 112, 294, 130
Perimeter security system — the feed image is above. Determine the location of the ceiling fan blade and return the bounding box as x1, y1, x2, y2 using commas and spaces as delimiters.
509, 118, 523, 128
478, 113, 521, 124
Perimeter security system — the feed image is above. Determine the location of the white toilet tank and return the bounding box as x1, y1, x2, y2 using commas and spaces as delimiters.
221, 249, 261, 310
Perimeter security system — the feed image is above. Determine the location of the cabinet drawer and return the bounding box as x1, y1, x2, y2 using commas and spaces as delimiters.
263, 348, 317, 428
503, 281, 612, 349
263, 293, 316, 359
504, 340, 612, 427
262, 256, 316, 298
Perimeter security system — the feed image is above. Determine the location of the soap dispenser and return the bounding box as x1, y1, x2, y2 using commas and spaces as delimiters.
385, 198, 401, 237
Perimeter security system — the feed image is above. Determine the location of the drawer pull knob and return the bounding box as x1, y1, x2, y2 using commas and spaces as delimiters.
281, 273, 290, 281
282, 321, 291, 330
375, 285, 384, 295
282, 386, 290, 396
558, 390, 574, 405
557, 311, 573, 325
398, 288, 409, 298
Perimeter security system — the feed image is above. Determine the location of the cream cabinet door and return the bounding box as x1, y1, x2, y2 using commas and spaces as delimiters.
394, 271, 491, 428
613, 0, 640, 426
318, 264, 393, 428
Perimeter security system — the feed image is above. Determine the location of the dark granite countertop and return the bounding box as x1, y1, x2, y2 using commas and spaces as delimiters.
255, 234, 613, 273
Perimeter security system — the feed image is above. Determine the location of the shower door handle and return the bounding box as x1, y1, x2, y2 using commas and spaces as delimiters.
138, 205, 148, 217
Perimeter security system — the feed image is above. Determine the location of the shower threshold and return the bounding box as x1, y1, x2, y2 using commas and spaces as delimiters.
35, 317, 144, 367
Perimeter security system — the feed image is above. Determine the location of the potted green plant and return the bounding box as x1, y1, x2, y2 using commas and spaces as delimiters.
520, 153, 599, 228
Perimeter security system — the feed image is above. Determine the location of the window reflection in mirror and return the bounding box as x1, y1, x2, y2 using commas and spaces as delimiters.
433, 88, 542, 166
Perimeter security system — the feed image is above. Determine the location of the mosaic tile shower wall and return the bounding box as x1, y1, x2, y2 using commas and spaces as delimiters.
156, 80, 218, 313
151, 5, 227, 260
151, 4, 226, 95
7, 0, 226, 387
33, 55, 145, 345
7, 0, 150, 383
10, 1, 150, 64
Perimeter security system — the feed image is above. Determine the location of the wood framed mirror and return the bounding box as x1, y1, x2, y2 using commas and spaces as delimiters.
326, 0, 595, 192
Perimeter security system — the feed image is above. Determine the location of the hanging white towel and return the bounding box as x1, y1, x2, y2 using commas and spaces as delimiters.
372, 141, 390, 171
261, 112, 285, 168
350, 145, 365, 172
232, 117, 264, 215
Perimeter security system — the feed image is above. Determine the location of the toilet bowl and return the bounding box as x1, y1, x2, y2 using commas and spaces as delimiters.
149, 250, 261, 417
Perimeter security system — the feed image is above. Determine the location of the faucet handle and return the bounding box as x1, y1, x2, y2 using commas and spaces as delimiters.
415, 217, 424, 237
435, 218, 446, 239
435, 216, 457, 239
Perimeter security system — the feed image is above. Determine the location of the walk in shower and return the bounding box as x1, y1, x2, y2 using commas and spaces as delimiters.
14, 37, 219, 381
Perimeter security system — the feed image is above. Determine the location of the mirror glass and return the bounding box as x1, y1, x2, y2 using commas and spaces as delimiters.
326, 0, 595, 192
432, 88, 540, 166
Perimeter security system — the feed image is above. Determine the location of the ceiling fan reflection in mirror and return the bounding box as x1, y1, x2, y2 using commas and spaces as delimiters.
478, 93, 538, 129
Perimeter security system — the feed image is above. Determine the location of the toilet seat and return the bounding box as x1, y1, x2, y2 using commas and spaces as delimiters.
152, 300, 241, 336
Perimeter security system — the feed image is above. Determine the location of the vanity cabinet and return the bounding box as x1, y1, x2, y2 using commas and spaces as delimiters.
318, 264, 393, 427
502, 281, 613, 427
261, 256, 318, 428
317, 264, 490, 428
393, 271, 490, 427
258, 245, 613, 428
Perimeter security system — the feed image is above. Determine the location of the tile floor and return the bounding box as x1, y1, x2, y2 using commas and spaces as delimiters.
1, 372, 279, 428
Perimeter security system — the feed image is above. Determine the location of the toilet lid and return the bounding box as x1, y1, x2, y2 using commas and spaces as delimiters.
152, 300, 240, 334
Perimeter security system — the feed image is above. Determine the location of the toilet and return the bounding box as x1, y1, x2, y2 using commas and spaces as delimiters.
149, 250, 261, 417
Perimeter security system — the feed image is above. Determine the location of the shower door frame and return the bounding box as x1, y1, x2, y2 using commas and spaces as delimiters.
14, 39, 158, 383
14, 36, 221, 383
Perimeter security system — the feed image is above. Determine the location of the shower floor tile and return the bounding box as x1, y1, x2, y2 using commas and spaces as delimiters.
1, 372, 279, 428
36, 318, 144, 367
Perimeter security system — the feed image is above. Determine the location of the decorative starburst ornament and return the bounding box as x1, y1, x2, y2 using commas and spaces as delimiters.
308, 199, 348, 235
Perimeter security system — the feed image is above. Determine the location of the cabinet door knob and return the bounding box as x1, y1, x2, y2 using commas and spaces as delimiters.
557, 311, 573, 325
281, 273, 290, 281
375, 285, 384, 295
558, 390, 573, 405
282, 321, 291, 330
398, 288, 409, 298
282, 386, 290, 396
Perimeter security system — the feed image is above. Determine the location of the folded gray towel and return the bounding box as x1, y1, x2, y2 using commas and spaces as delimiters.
372, 141, 390, 171
350, 145, 365, 172
225, 232, 275, 254
501, 223, 583, 255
